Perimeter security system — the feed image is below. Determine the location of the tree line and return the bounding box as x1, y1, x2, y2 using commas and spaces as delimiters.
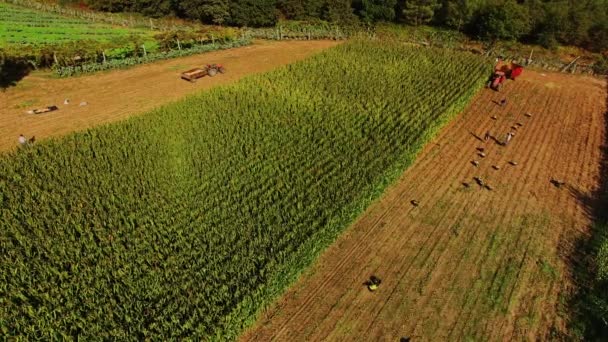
63, 0, 608, 52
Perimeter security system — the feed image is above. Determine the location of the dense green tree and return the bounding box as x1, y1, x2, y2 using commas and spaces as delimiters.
563, 1, 594, 47
323, 0, 357, 23
401, 0, 439, 25
588, 22, 608, 52
180, 0, 230, 25
438, 0, 472, 30
353, 0, 398, 23
131, 0, 175, 17
303, 0, 325, 18
276, 0, 326, 20
531, 1, 569, 49
473, 0, 531, 42
78, 0, 608, 52
277, 0, 306, 19
228, 0, 278, 26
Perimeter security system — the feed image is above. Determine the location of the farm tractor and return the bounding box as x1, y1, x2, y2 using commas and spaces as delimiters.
487, 60, 523, 91
181, 64, 226, 82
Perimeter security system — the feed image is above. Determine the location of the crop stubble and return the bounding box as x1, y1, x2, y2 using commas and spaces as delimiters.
241, 71, 607, 341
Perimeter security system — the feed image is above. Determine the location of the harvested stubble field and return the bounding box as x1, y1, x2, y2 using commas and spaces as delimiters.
242, 71, 607, 341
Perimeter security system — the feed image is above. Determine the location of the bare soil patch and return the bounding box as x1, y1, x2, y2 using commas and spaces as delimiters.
0, 40, 339, 152
241, 70, 607, 341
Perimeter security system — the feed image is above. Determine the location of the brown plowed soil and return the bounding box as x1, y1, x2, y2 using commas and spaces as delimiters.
0, 40, 339, 152
241, 71, 607, 341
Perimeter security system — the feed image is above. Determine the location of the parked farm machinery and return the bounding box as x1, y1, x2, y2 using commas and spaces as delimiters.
487, 60, 523, 91
27, 105, 59, 115
181, 64, 226, 82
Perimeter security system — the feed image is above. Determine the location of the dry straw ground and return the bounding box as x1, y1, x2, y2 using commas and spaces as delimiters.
242, 71, 607, 341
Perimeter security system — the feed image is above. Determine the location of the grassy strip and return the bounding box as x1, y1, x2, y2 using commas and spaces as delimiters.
571, 221, 608, 339
1, 39, 489, 339
589, 224, 608, 334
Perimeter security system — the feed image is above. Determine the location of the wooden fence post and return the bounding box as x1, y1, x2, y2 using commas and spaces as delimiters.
177, 39, 181, 50
142, 45, 147, 57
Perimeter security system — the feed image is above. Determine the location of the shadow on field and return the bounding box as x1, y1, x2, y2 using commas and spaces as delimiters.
469, 131, 484, 142
563, 77, 608, 340
0, 57, 32, 90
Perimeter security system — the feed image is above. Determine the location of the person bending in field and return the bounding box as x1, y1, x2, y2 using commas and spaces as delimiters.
505, 132, 514, 145
484, 131, 491, 141
500, 98, 507, 107
18, 134, 27, 146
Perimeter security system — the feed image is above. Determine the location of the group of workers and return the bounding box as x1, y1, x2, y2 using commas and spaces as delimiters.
16, 98, 89, 148
483, 98, 517, 146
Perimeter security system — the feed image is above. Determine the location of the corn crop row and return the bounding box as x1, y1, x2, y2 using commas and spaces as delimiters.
0, 40, 490, 340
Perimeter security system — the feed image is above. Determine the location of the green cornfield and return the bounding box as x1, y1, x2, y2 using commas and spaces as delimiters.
0, 40, 489, 339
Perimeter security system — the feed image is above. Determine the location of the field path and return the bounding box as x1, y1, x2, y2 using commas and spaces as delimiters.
0, 40, 339, 152
241, 71, 607, 341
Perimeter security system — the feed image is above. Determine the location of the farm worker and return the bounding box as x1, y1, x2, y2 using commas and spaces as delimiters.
505, 132, 514, 145
500, 98, 507, 107
18, 134, 27, 146
484, 131, 491, 141
495, 57, 505, 71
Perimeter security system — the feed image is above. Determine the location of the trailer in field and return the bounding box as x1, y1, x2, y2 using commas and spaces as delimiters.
181, 64, 226, 82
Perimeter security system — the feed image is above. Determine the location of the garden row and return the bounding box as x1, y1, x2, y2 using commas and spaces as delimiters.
54, 38, 251, 77
0, 1, 153, 46
0, 40, 490, 339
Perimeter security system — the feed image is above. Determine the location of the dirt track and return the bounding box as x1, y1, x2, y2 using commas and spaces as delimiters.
241, 71, 607, 341
0, 40, 339, 152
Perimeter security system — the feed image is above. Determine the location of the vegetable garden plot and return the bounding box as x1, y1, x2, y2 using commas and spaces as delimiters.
0, 40, 489, 339
0, 2, 152, 46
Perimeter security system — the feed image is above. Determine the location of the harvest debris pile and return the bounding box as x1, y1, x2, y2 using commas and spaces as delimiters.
0, 40, 488, 339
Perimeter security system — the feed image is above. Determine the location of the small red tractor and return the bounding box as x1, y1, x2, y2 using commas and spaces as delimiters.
487, 60, 524, 91
181, 64, 226, 82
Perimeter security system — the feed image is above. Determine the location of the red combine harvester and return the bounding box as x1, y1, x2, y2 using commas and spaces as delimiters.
488, 60, 523, 91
